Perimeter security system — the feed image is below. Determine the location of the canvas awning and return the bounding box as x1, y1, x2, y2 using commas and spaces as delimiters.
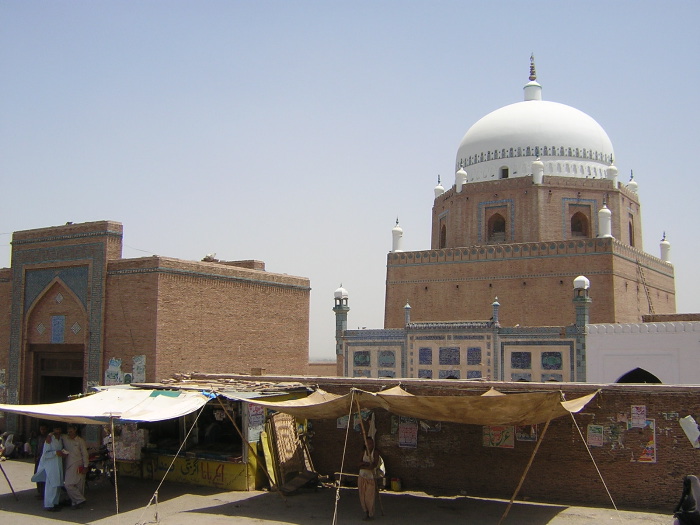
0, 387, 211, 425
238, 385, 598, 426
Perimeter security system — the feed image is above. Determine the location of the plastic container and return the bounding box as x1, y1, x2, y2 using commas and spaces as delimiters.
391, 478, 402, 491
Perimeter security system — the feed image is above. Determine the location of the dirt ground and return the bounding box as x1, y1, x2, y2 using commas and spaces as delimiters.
0, 457, 673, 524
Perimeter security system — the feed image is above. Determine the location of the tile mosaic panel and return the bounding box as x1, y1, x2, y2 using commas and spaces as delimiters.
418, 369, 432, 379
541, 352, 563, 370
467, 347, 482, 365
511, 351, 531, 370
418, 347, 432, 365
353, 351, 371, 368
378, 350, 396, 368
438, 369, 460, 379
439, 347, 460, 366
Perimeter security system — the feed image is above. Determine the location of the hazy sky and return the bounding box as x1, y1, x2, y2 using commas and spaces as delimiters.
2, 1, 699, 361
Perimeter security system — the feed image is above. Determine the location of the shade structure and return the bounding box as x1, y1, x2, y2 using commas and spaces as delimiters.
0, 387, 211, 425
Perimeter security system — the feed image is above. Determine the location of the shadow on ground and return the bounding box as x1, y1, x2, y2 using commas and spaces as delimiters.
184, 486, 568, 525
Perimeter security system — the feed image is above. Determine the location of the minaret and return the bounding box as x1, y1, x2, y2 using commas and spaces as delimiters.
572, 276, 591, 382
532, 157, 544, 184
598, 199, 613, 238
434, 175, 445, 198
660, 232, 671, 263
627, 170, 638, 194
404, 302, 411, 326
333, 285, 349, 375
455, 168, 467, 192
391, 218, 403, 252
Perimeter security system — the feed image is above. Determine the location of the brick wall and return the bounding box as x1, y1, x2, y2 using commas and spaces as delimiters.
288, 377, 695, 510
385, 238, 675, 329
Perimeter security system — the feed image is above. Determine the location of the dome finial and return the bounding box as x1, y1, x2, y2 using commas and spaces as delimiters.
629, 169, 634, 181
661, 231, 666, 242
437, 174, 441, 184
395, 216, 399, 226
529, 53, 537, 81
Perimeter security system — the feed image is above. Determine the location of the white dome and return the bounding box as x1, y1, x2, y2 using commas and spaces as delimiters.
573, 276, 590, 290
334, 286, 348, 299
455, 75, 614, 184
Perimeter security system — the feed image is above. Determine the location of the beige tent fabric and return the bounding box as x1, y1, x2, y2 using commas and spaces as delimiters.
243, 386, 598, 426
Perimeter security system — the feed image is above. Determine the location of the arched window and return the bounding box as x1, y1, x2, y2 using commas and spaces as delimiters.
629, 219, 635, 247
571, 212, 589, 238
439, 224, 447, 249
488, 213, 506, 243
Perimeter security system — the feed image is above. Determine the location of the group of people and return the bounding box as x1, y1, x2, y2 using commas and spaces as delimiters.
31, 423, 89, 512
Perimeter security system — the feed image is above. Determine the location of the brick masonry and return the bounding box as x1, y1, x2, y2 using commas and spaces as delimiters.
0, 221, 311, 429
284, 376, 697, 511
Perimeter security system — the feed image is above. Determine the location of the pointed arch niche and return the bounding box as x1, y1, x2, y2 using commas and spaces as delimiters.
615, 367, 662, 384
487, 213, 506, 243
25, 278, 88, 403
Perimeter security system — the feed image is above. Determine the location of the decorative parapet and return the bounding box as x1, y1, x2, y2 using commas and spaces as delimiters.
588, 322, 700, 335
387, 237, 673, 279
407, 321, 492, 330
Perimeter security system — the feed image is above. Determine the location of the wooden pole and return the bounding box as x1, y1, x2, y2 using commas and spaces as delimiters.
497, 418, 552, 525
0, 461, 18, 501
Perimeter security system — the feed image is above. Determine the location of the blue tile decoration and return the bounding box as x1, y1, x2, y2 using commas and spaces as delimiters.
378, 350, 396, 368
353, 369, 372, 378
418, 369, 433, 379
24, 266, 89, 312
541, 351, 563, 370
467, 347, 482, 365
353, 351, 371, 368
467, 370, 482, 379
511, 352, 531, 370
418, 347, 432, 365
439, 369, 460, 379
439, 347, 460, 365
51, 316, 65, 344
511, 372, 532, 381
8, 240, 111, 428
378, 370, 396, 378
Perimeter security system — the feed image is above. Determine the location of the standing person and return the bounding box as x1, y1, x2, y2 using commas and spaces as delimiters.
34, 424, 49, 498
358, 437, 379, 521
63, 424, 89, 510
31, 425, 66, 512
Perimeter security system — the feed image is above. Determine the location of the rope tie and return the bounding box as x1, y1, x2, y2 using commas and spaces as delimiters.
332, 389, 357, 525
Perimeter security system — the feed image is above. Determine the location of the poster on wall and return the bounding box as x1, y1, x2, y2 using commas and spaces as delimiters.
482, 426, 515, 448
587, 424, 604, 447
337, 415, 349, 429
633, 419, 657, 463
398, 417, 418, 448
631, 405, 647, 428
132, 355, 146, 383
247, 404, 266, 442
515, 424, 538, 442
104, 358, 123, 386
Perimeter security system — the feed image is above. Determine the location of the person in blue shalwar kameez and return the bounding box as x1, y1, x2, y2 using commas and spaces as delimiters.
31, 425, 66, 512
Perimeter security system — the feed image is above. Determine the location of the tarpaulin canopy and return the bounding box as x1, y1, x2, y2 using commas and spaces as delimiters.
0, 388, 211, 424
238, 385, 598, 426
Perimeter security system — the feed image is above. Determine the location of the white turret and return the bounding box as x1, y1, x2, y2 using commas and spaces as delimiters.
627, 171, 638, 194
606, 162, 618, 185
598, 202, 613, 238
455, 168, 467, 193
532, 157, 544, 184
391, 218, 404, 253
434, 175, 445, 198
660, 232, 671, 263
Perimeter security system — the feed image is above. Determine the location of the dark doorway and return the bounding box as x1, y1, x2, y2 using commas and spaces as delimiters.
615, 367, 662, 384
31, 345, 84, 404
